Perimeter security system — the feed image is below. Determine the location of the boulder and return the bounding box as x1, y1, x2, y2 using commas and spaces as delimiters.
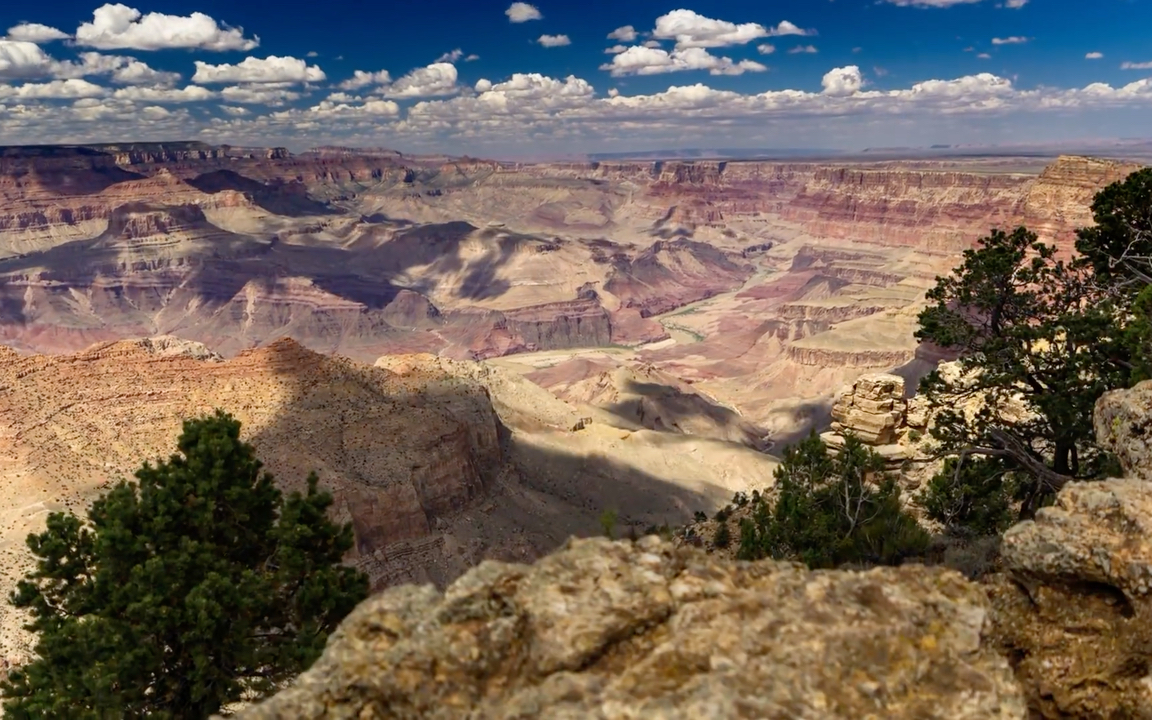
988, 379, 1152, 718
231, 537, 1025, 720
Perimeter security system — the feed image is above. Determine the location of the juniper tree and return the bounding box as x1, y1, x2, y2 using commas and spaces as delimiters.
737, 432, 927, 568
914, 227, 1130, 518
1, 410, 369, 719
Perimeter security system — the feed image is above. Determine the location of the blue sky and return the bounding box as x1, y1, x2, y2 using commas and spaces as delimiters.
0, 1, 1150, 156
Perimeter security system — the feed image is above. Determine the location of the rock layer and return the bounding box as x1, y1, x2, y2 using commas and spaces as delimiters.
232, 536, 1025, 720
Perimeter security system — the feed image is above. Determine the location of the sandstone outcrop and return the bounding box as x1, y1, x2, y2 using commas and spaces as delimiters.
828, 373, 909, 444
231, 536, 1025, 720
987, 380, 1152, 718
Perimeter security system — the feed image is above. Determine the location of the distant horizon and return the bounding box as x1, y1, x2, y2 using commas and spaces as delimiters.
3, 135, 1152, 165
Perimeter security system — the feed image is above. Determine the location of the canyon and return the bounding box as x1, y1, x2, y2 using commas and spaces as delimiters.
0, 141, 1145, 663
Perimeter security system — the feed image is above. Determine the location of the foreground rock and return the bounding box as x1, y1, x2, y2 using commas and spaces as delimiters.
988, 379, 1152, 718
232, 537, 1024, 720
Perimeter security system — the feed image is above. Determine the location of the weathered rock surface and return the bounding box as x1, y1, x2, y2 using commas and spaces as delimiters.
828, 373, 908, 444
987, 379, 1152, 718
232, 537, 1025, 720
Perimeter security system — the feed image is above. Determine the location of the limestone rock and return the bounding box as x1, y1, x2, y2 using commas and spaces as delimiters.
988, 380, 1152, 718
231, 537, 1025, 720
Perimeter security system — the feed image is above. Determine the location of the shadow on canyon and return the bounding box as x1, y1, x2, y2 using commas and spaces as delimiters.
186, 170, 335, 217
245, 346, 724, 591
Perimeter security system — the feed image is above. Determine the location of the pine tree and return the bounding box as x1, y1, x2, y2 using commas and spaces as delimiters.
1, 410, 370, 719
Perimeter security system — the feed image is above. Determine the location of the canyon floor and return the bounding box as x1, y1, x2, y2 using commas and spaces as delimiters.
0, 142, 1145, 659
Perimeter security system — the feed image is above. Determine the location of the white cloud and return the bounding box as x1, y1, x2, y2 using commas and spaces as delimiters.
75, 3, 258, 51
766, 21, 815, 37
977, 53, 992, 59
1122, 61, 1152, 70
0, 40, 53, 79
110, 58, 180, 85
991, 36, 1027, 45
339, 69, 392, 90
757, 44, 776, 55
285, 98, 400, 119
607, 25, 637, 42
465, 54, 479, 62
437, 49, 464, 63
652, 10, 769, 49
378, 62, 459, 99
821, 66, 863, 96
1085, 52, 1103, 60
112, 84, 216, 102
219, 84, 302, 105
192, 56, 325, 84
306, 51, 319, 58
789, 45, 819, 54
505, 2, 542, 22
5, 23, 69, 44
601, 46, 768, 77
643, 40, 662, 49
219, 105, 249, 116
1004, 0, 1028, 7
474, 78, 493, 93
605, 45, 629, 55
537, 34, 571, 48
0, 78, 106, 99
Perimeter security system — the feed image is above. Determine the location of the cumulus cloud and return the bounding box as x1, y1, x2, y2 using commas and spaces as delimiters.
789, 45, 819, 54
991, 36, 1027, 45
437, 49, 464, 63
192, 56, 325, 84
766, 21, 815, 37
50, 52, 181, 85
821, 66, 863, 96
112, 84, 216, 102
505, 3, 542, 22
537, 35, 571, 48
219, 84, 302, 105
605, 45, 628, 55
219, 105, 249, 116
5, 23, 69, 44
1122, 61, 1152, 70
652, 10, 770, 49
600, 46, 768, 77
757, 44, 776, 55
378, 62, 459, 98
608, 26, 638, 42
339, 69, 392, 90
75, 3, 258, 51
643, 40, 662, 49
1085, 52, 1103, 60
0, 40, 54, 79
109, 58, 180, 85
0, 78, 106, 99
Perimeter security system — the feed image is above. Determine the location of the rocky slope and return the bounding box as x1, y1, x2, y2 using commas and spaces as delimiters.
229, 377, 1152, 720
0, 337, 779, 661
